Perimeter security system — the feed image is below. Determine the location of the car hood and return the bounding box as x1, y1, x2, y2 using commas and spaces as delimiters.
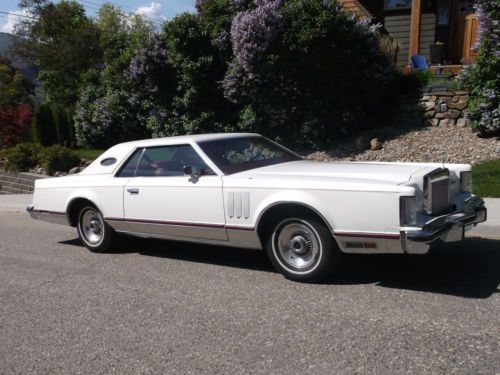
233, 160, 435, 186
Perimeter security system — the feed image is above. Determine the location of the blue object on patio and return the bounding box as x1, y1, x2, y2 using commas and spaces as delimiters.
410, 55, 429, 71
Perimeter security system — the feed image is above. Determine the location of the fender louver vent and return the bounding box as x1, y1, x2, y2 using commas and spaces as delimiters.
227, 192, 250, 219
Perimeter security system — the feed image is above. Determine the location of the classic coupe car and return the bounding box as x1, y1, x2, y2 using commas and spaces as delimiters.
28, 133, 487, 281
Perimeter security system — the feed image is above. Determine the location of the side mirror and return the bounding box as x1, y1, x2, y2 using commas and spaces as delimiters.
183, 165, 202, 177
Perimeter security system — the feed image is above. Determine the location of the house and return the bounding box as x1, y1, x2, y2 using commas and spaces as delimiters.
342, 0, 478, 70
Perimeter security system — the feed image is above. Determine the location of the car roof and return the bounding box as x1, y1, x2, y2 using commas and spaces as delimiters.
79, 133, 261, 175
119, 133, 261, 148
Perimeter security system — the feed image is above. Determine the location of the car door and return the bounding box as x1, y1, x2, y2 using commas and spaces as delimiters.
122, 144, 227, 241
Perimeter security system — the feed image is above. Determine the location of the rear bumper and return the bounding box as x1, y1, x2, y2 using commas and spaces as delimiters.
402, 196, 487, 254
26, 204, 69, 226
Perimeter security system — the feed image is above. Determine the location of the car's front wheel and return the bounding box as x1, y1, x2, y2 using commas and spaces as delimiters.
77, 206, 116, 252
266, 216, 340, 282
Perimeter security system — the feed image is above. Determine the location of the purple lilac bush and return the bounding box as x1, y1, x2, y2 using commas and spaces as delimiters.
222, 0, 399, 148
462, 0, 499, 133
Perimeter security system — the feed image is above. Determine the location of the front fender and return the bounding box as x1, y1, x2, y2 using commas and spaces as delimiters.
253, 190, 336, 232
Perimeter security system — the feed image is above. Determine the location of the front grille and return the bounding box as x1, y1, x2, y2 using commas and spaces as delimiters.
424, 169, 450, 215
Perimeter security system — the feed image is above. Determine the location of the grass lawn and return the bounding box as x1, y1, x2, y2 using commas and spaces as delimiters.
74, 149, 104, 160
473, 159, 500, 198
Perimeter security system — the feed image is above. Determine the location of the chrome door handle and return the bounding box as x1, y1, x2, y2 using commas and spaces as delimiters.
127, 188, 139, 195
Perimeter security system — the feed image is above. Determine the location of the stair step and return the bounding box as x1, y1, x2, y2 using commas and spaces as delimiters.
0, 180, 34, 191
0, 185, 33, 194
18, 172, 50, 182
0, 175, 37, 186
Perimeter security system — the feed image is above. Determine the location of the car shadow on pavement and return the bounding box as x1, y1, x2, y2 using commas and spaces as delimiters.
60, 236, 275, 273
332, 238, 500, 299
60, 237, 499, 299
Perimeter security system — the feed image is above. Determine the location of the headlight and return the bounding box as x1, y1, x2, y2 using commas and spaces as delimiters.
460, 171, 473, 193
400, 196, 418, 226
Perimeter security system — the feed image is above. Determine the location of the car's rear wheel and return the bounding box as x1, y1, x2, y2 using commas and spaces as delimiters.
266, 216, 340, 282
77, 206, 116, 252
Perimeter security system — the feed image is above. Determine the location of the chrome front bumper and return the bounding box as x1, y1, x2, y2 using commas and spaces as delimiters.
402, 196, 487, 254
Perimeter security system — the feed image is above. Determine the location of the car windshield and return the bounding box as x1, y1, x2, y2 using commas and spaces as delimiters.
198, 136, 302, 175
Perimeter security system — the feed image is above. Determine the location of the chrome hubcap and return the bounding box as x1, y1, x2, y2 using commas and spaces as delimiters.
276, 222, 320, 270
81, 209, 104, 245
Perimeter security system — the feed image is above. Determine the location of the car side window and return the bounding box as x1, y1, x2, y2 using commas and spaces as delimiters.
116, 148, 144, 177
134, 145, 212, 177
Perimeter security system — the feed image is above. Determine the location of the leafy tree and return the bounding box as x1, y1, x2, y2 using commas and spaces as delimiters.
0, 57, 33, 107
14, 0, 102, 107
0, 58, 34, 147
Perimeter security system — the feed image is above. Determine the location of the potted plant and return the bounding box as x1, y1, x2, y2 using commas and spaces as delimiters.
429, 41, 444, 64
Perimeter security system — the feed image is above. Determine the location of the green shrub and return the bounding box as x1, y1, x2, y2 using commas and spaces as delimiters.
41, 145, 80, 175
3, 143, 42, 172
409, 69, 433, 87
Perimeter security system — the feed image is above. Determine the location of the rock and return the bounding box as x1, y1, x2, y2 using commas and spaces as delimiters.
435, 109, 461, 119
439, 119, 456, 126
370, 138, 383, 151
68, 166, 81, 174
454, 90, 469, 95
422, 101, 435, 111
35, 167, 45, 175
424, 119, 440, 127
448, 96, 468, 110
496, 146, 500, 154
433, 91, 454, 96
421, 95, 436, 102
436, 103, 448, 113
423, 110, 436, 119
456, 118, 470, 127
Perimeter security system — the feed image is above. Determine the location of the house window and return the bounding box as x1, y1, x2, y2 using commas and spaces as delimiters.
384, 0, 412, 10
438, 0, 450, 25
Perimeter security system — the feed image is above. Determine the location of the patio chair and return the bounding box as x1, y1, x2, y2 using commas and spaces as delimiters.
410, 55, 429, 71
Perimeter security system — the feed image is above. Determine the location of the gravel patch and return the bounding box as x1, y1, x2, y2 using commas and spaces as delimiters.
307, 125, 500, 164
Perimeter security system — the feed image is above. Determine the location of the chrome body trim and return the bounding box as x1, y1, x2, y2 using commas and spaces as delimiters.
105, 218, 227, 240
105, 219, 263, 249
403, 196, 487, 254
115, 230, 262, 249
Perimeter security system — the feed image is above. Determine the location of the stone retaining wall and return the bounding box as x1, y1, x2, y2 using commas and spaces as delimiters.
0, 169, 48, 194
398, 90, 470, 128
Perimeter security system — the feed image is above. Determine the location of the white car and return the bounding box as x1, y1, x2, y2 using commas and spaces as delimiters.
27, 133, 487, 282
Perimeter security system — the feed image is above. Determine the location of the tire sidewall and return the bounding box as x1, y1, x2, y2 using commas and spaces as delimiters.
77, 206, 112, 252
266, 216, 338, 282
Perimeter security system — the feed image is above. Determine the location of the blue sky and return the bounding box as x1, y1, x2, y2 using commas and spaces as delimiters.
0, 0, 196, 33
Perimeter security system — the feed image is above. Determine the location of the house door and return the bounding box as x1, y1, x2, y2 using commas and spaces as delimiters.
451, 0, 477, 63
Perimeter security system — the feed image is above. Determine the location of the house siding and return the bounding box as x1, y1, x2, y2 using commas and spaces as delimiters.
384, 13, 436, 67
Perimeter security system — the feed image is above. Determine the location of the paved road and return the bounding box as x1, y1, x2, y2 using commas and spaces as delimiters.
1, 213, 499, 374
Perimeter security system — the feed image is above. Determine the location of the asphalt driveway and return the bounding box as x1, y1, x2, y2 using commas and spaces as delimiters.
0, 213, 499, 374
